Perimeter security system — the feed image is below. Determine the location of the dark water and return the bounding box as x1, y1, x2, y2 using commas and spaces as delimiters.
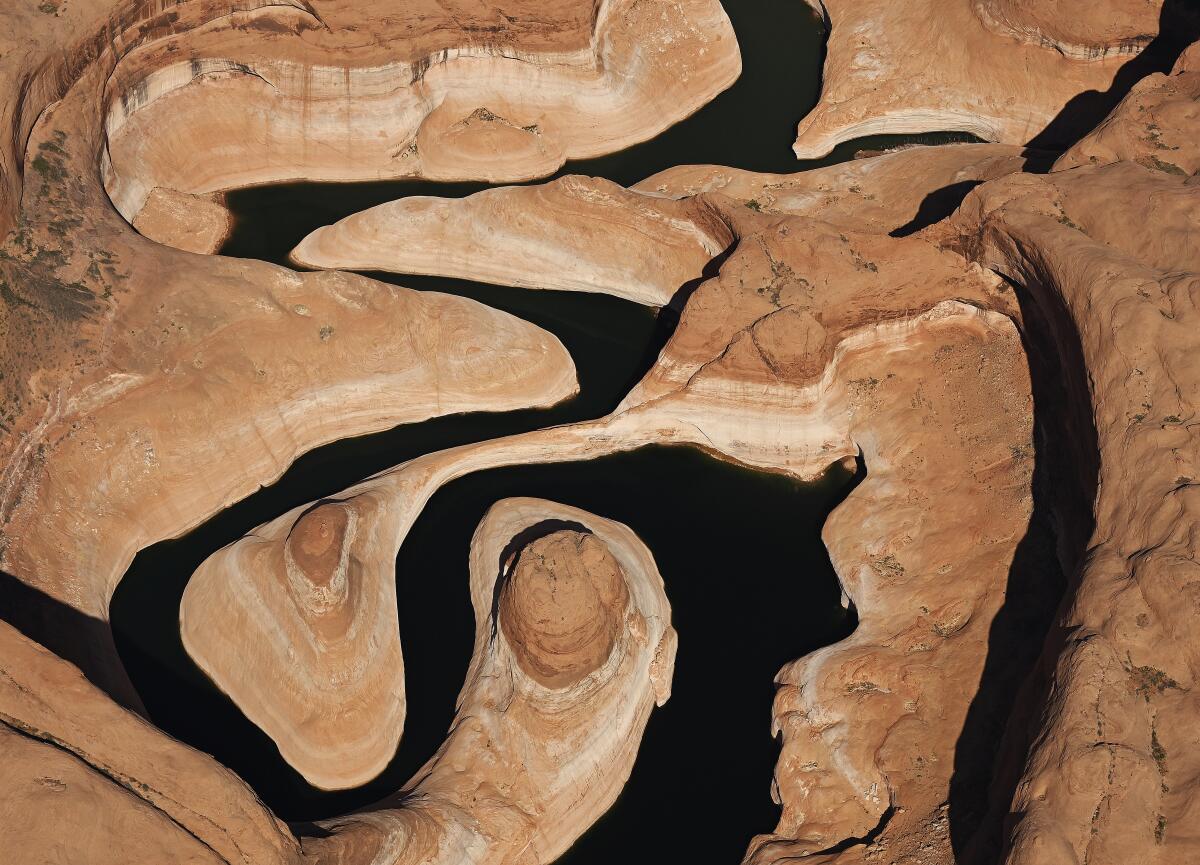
108, 0, 979, 857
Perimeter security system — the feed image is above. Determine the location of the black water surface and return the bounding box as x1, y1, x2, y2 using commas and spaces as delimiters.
108, 0, 963, 854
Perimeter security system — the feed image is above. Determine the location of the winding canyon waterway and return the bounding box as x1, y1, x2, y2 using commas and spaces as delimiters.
112, 0, 979, 859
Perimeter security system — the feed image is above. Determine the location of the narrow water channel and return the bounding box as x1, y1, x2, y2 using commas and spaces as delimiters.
113, 0, 970, 858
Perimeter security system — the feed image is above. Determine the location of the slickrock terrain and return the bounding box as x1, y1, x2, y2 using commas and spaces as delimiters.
131, 187, 233, 255
270, 193, 1043, 862
791, 0, 1198, 157
938, 52, 1200, 860
291, 175, 729, 306
292, 143, 1032, 301
181, 496, 408, 790
301, 497, 675, 864
972, 0, 1166, 58
1, 88, 578, 706
2, 1, 1200, 864
100, 0, 739, 233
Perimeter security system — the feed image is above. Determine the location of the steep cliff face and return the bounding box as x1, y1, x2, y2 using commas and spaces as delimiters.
945, 74, 1200, 861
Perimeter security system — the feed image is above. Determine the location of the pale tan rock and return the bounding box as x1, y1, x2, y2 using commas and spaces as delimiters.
181, 496, 408, 790
131, 187, 232, 254
4, 2, 1200, 864
793, 0, 1137, 157
291, 145, 1029, 304
292, 174, 730, 305
0, 726, 223, 865
100, 0, 741, 222
0, 70, 577, 711
302, 497, 676, 865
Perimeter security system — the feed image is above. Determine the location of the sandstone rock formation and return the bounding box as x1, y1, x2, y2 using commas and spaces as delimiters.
0, 617, 300, 865
791, 0, 1193, 157
267, 193, 1044, 863
100, 0, 740, 232
291, 143, 1032, 303
1055, 39, 1200, 175
972, 0, 1166, 58
297, 497, 675, 864
131, 188, 233, 255
941, 66, 1200, 860
181, 496, 408, 790
291, 175, 729, 306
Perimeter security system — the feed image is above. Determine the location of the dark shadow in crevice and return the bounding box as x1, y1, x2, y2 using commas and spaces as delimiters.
1025, 0, 1200, 152
645, 242, 739, 371
890, 180, 985, 237
948, 274, 1100, 861
1017, 147, 1060, 174
0, 569, 143, 711
816, 805, 896, 857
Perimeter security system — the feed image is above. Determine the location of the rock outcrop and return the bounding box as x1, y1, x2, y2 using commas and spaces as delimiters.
791, 0, 1191, 158
292, 175, 729, 306
181, 496, 408, 790
971, 0, 1167, 58
1054, 40, 1200, 175
130, 188, 233, 255
2, 1, 1199, 864
268, 191, 1045, 863
101, 0, 740, 230
942, 64, 1200, 860
301, 497, 675, 864
292, 143, 1032, 303
0, 618, 300, 865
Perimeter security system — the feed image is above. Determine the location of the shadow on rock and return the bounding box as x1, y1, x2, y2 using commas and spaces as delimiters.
948, 274, 1100, 861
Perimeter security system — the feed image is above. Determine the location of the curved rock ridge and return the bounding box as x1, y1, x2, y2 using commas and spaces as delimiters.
292, 174, 731, 306
301, 497, 676, 865
181, 496, 407, 790
0, 617, 300, 865
941, 76, 1200, 863
251, 192, 1041, 863
101, 0, 741, 227
0, 71, 578, 712
1055, 40, 1200, 175
3, 2, 1200, 864
791, 0, 1175, 158
290, 143, 1031, 302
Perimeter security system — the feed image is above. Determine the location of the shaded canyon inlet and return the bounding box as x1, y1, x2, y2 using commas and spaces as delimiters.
108, 2, 885, 861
